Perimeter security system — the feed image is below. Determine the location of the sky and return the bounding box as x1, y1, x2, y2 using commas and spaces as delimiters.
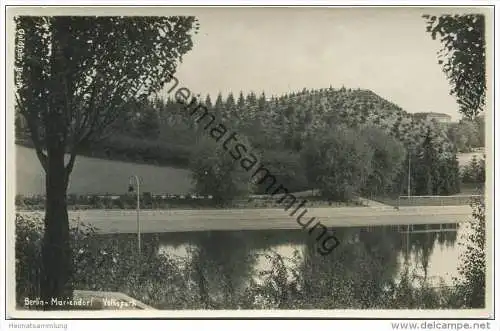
158, 7, 472, 120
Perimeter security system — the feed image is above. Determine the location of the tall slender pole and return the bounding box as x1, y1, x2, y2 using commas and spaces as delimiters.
406, 224, 410, 265
407, 150, 411, 199
130, 175, 141, 255
135, 175, 141, 256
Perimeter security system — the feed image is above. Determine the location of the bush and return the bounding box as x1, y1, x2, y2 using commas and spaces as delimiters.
189, 137, 252, 207
302, 125, 374, 201
254, 150, 309, 194
461, 155, 486, 184
380, 266, 460, 309
454, 197, 486, 308
15, 215, 44, 306
15, 195, 26, 209
15, 214, 195, 309
243, 249, 456, 310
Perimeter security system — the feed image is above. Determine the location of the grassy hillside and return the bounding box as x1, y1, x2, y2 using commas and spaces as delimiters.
16, 146, 193, 195
15, 86, 461, 199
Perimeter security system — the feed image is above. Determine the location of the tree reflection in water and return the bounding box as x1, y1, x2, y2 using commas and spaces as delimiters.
148, 223, 458, 309
297, 226, 403, 309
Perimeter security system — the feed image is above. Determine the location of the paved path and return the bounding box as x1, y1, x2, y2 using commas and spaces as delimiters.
19, 205, 473, 234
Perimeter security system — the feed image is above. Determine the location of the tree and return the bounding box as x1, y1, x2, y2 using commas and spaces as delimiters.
14, 16, 198, 306
225, 92, 236, 120
15, 106, 28, 141
214, 93, 224, 119
189, 137, 251, 207
455, 197, 486, 308
438, 152, 461, 195
360, 126, 405, 196
447, 116, 485, 153
237, 91, 245, 109
423, 14, 486, 118
135, 101, 160, 139
204, 94, 213, 109
246, 91, 257, 107
475, 114, 485, 147
412, 127, 439, 195
461, 155, 486, 185
302, 125, 374, 201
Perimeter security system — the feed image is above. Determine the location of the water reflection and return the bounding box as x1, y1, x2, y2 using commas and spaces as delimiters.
99, 223, 460, 309
146, 223, 459, 308
399, 223, 459, 287
186, 232, 258, 308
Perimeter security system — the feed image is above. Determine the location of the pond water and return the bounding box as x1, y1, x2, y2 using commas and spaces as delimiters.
107, 222, 467, 308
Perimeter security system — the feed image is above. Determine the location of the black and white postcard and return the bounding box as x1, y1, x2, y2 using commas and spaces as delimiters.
3, 5, 495, 321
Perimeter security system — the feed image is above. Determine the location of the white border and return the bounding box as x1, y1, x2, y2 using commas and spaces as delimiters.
1, 0, 497, 326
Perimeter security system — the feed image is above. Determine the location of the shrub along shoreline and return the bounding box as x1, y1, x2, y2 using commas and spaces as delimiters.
15, 193, 365, 211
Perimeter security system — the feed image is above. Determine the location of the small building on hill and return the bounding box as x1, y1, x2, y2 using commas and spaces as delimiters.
413, 112, 452, 124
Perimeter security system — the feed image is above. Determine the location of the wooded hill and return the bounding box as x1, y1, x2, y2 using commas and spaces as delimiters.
16, 86, 462, 201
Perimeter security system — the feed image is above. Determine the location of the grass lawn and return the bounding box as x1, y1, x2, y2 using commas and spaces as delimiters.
16, 146, 193, 196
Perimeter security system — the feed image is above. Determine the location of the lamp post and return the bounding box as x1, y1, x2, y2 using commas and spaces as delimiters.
407, 151, 411, 199
407, 147, 413, 199
128, 175, 141, 255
